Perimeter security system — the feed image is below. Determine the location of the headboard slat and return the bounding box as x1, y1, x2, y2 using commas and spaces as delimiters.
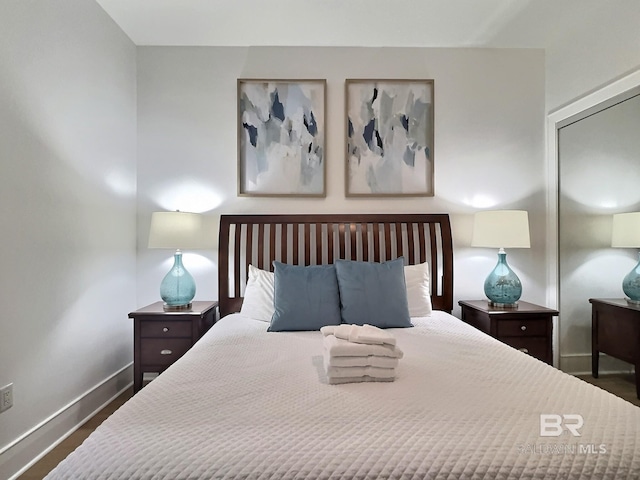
337, 224, 345, 260
269, 224, 276, 266
244, 224, 252, 286
294, 224, 300, 265
418, 224, 427, 264
327, 223, 334, 263
407, 223, 416, 264
315, 224, 323, 264
218, 214, 454, 316
373, 223, 381, 262
350, 224, 357, 260
429, 224, 438, 295
304, 223, 311, 265
395, 223, 403, 259
280, 224, 287, 264
383, 223, 392, 261
257, 224, 265, 270
233, 224, 242, 298
362, 224, 370, 262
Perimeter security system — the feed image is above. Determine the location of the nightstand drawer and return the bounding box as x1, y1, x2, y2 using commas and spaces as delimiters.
458, 300, 556, 366
496, 319, 547, 337
500, 336, 548, 361
141, 338, 192, 366
140, 321, 192, 338
130, 301, 218, 393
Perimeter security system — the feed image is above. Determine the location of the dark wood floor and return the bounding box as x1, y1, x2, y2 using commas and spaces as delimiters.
17, 374, 639, 479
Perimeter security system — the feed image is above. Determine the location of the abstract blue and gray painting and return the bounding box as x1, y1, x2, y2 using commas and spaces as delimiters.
347, 81, 432, 195
240, 82, 324, 194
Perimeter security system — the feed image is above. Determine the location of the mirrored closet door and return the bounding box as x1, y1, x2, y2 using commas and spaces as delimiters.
558, 88, 640, 373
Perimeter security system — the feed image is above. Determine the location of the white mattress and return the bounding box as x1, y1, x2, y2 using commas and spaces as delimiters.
46, 312, 640, 479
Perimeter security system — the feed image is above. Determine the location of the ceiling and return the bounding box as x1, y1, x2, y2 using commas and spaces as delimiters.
95, 0, 609, 48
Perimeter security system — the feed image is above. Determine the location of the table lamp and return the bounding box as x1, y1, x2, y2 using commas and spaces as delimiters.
611, 212, 640, 304
471, 210, 531, 307
148, 211, 208, 311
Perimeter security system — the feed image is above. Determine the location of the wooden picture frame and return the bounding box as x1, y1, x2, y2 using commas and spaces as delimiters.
345, 79, 434, 197
237, 79, 326, 197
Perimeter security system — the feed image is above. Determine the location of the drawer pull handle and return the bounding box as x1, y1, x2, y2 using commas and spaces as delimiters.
520, 325, 527, 331
519, 348, 529, 353
163, 327, 169, 333
160, 349, 173, 355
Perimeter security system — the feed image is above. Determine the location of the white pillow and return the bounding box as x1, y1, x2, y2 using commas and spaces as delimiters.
240, 262, 432, 319
240, 264, 275, 322
404, 262, 432, 317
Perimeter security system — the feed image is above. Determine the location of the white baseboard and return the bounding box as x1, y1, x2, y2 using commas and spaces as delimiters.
559, 353, 635, 376
2, 363, 132, 480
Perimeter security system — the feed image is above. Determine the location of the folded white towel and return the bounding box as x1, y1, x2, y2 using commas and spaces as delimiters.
323, 334, 404, 359
357, 324, 397, 346
329, 375, 395, 385
326, 365, 396, 379
330, 324, 355, 340
320, 324, 397, 346
323, 350, 399, 368
320, 325, 334, 337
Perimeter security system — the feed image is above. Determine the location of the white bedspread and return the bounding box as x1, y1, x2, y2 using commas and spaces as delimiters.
46, 312, 640, 479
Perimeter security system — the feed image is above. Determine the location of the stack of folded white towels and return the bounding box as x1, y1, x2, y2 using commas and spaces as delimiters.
320, 324, 403, 384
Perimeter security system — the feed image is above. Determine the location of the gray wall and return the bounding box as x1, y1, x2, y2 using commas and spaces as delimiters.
136, 46, 548, 314
543, 1, 640, 111
0, 1, 137, 478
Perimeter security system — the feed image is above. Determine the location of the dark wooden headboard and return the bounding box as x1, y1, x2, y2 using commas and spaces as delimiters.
218, 214, 453, 316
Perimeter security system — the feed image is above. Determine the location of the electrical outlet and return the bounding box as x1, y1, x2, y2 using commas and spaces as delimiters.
0, 383, 13, 413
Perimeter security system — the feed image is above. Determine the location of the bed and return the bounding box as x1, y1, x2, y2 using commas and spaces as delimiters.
47, 213, 640, 479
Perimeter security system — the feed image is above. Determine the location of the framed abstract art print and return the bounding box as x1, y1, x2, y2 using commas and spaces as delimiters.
238, 79, 326, 197
345, 79, 434, 197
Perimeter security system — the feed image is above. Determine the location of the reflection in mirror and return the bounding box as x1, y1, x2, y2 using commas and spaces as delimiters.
558, 90, 640, 373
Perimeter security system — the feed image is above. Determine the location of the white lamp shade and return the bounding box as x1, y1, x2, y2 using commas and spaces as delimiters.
148, 211, 211, 250
611, 212, 640, 247
471, 210, 531, 248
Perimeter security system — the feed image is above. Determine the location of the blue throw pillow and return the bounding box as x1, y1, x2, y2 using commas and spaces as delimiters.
268, 261, 342, 332
334, 258, 412, 328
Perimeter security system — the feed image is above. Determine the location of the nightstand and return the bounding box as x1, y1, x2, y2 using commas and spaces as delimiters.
458, 300, 558, 364
129, 300, 218, 393
589, 298, 640, 399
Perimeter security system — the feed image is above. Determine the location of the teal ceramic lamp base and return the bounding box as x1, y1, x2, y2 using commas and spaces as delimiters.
622, 252, 640, 305
484, 249, 522, 308
160, 250, 196, 311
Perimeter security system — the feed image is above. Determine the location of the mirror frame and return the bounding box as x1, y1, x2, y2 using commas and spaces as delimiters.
546, 69, 640, 367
